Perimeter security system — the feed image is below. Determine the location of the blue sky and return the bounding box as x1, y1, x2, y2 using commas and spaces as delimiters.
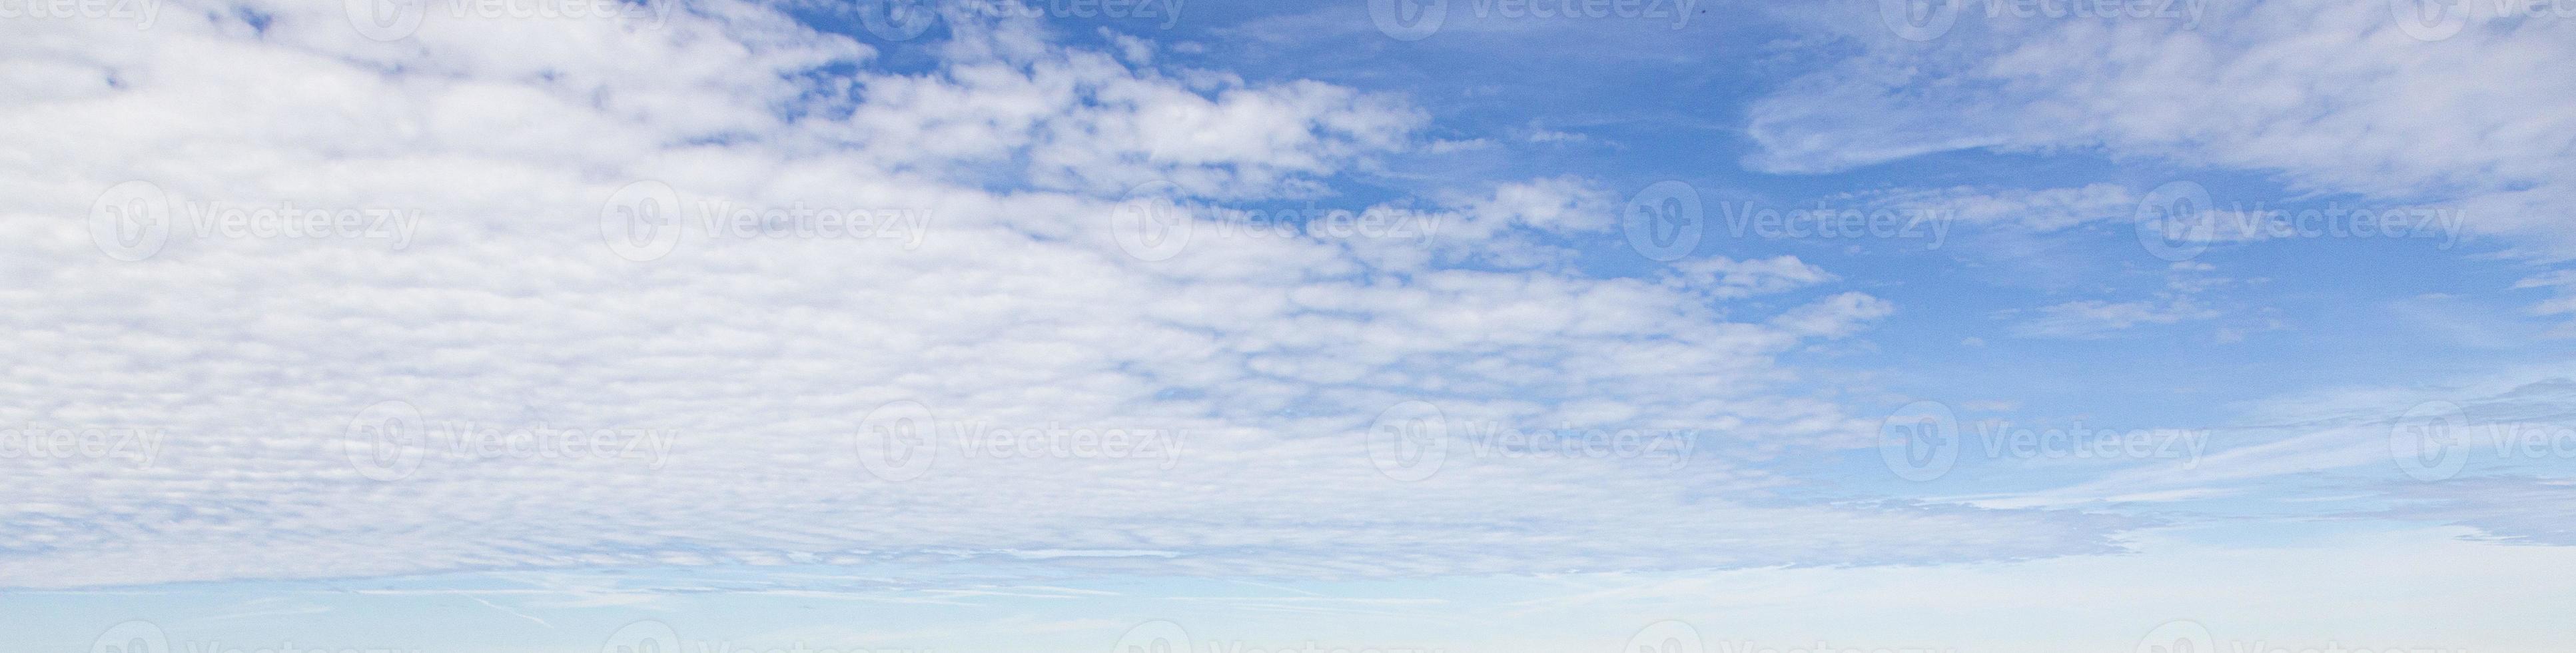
4, 0, 2575, 651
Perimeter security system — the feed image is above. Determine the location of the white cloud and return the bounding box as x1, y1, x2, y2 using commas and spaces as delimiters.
1662, 255, 1837, 300
2007, 298, 2220, 338
0, 1, 2131, 588
1749, 0, 2576, 257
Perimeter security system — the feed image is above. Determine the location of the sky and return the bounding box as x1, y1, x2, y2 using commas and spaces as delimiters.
3, 0, 2574, 651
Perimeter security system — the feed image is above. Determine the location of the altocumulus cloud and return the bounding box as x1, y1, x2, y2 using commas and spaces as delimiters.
0, 1, 2136, 588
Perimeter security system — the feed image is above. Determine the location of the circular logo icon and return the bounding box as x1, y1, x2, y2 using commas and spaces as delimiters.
2391, 400, 2470, 482
1623, 620, 1704, 653
1879, 0, 1960, 42
601, 620, 683, 653
90, 181, 173, 262
345, 0, 427, 41
2389, 0, 2467, 41
2134, 620, 2216, 653
1110, 179, 1192, 262
1366, 400, 1448, 482
602, 180, 684, 262
346, 399, 429, 481
1112, 620, 1192, 653
92, 621, 169, 653
856, 399, 939, 482
1369, 0, 1448, 41
1623, 180, 1703, 263
860, 0, 941, 42
2135, 180, 2216, 263
1879, 400, 1958, 482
